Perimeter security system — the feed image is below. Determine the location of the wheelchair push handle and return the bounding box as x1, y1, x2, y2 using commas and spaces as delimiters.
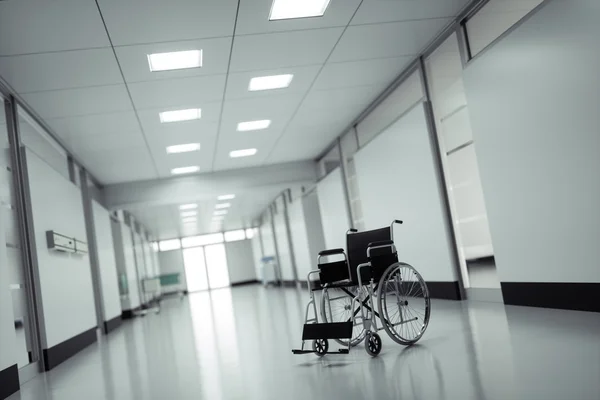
393, 220, 403, 225
347, 228, 358, 234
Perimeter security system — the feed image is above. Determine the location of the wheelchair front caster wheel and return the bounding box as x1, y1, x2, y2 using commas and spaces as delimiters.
365, 332, 382, 357
313, 339, 328, 357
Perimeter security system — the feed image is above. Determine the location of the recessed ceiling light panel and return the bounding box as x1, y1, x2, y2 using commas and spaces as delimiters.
214, 210, 228, 216
159, 108, 201, 123
181, 211, 197, 217
215, 203, 231, 209
269, 0, 331, 20
218, 194, 235, 200
147, 50, 202, 72
166, 143, 201, 154
179, 204, 198, 210
249, 74, 293, 91
230, 148, 258, 158
237, 120, 271, 132
171, 166, 200, 175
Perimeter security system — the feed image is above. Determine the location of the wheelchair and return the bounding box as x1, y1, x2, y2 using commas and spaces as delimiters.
292, 220, 431, 357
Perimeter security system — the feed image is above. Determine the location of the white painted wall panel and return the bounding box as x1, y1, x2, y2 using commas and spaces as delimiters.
121, 224, 140, 310
354, 104, 457, 282
92, 200, 121, 321
463, 0, 600, 283
0, 210, 17, 371
316, 168, 350, 251
250, 235, 263, 279
288, 198, 312, 279
26, 149, 96, 348
302, 191, 327, 265
225, 240, 256, 284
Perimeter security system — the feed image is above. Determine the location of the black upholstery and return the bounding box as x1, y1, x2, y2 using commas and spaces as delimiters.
347, 227, 396, 284
368, 240, 394, 247
318, 260, 350, 284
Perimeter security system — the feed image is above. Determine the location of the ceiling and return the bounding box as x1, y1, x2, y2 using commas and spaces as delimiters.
0, 0, 470, 238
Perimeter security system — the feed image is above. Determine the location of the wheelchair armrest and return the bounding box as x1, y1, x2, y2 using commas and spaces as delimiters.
368, 240, 394, 248
318, 248, 345, 257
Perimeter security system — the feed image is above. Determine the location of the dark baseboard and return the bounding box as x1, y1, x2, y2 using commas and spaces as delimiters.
103, 315, 123, 334
426, 281, 461, 300
121, 306, 142, 319
231, 279, 260, 287
43, 327, 97, 371
282, 280, 297, 288
501, 282, 599, 312
0, 364, 19, 399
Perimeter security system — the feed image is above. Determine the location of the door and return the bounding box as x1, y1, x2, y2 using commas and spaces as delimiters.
183, 247, 209, 292
204, 244, 230, 290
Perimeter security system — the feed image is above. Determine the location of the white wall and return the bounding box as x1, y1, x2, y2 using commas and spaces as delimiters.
92, 200, 121, 322
288, 198, 312, 280
463, 0, 600, 283
316, 168, 350, 251
250, 235, 263, 279
157, 249, 187, 293
0, 210, 17, 371
272, 197, 294, 281
354, 104, 458, 282
302, 191, 327, 269
225, 240, 257, 284
26, 149, 96, 348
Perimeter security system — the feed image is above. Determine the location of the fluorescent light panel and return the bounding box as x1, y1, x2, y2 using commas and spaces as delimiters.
159, 108, 201, 123
181, 211, 197, 217
249, 74, 293, 91
230, 148, 257, 158
269, 0, 331, 20
213, 216, 224, 221
166, 143, 201, 154
147, 50, 202, 72
218, 194, 235, 200
214, 210, 228, 216
179, 204, 198, 210
182, 218, 197, 223
237, 120, 271, 132
171, 166, 199, 175
215, 203, 231, 209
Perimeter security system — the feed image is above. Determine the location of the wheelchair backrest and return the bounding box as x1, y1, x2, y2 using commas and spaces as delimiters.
347, 227, 395, 283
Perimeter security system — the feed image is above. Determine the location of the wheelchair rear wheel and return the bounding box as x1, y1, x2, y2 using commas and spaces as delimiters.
321, 286, 367, 347
377, 263, 430, 345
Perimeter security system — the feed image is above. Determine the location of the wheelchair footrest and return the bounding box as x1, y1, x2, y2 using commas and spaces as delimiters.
292, 349, 350, 355
302, 321, 353, 340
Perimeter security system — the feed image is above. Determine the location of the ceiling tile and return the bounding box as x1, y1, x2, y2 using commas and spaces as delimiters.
21, 85, 132, 119
78, 146, 157, 183
301, 85, 384, 117
313, 56, 413, 91
229, 28, 344, 72
67, 130, 147, 154
46, 111, 140, 140
0, 0, 109, 56
128, 75, 226, 109
225, 65, 322, 100
235, 0, 362, 35
0, 49, 122, 93
351, 0, 470, 25
329, 18, 451, 63
97, 0, 238, 45
115, 37, 232, 83
152, 134, 217, 179
219, 94, 303, 133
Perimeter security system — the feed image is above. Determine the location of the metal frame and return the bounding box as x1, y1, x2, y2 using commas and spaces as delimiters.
4, 95, 46, 380
281, 190, 299, 283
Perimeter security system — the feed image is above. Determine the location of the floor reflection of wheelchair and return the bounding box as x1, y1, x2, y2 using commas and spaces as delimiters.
292, 220, 431, 357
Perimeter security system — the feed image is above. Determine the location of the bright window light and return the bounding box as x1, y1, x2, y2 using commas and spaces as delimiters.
182, 233, 224, 248
225, 230, 246, 242
151, 242, 159, 251
215, 203, 231, 209
217, 194, 235, 201
237, 120, 271, 132
171, 166, 200, 175
179, 204, 198, 210
158, 239, 181, 252
269, 0, 331, 20
214, 210, 228, 216
147, 50, 203, 72
159, 108, 201, 123
230, 148, 257, 158
249, 74, 294, 91
245, 228, 256, 239
166, 143, 201, 154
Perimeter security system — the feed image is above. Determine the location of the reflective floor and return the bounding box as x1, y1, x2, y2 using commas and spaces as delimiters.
10, 285, 600, 400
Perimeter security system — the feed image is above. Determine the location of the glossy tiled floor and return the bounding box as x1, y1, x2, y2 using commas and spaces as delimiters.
9, 285, 600, 400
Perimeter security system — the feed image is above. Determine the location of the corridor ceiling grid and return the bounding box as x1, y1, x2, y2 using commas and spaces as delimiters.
0, 0, 470, 185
